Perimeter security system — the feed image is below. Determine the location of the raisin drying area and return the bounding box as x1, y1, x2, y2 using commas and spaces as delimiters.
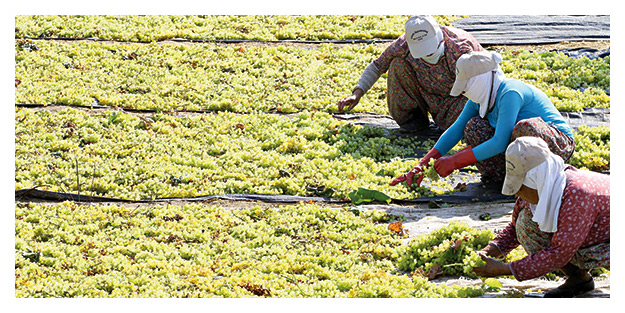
14, 15, 611, 298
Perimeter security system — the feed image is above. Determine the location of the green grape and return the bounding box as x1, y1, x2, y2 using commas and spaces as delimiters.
16, 107, 476, 200
500, 49, 610, 113
15, 201, 485, 298
462, 251, 486, 278
569, 125, 610, 171
396, 221, 495, 277
424, 158, 440, 182
15, 41, 609, 115
16, 15, 462, 42
15, 40, 391, 114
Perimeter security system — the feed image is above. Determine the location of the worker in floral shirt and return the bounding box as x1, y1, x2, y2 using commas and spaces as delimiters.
473, 137, 610, 298
337, 15, 483, 132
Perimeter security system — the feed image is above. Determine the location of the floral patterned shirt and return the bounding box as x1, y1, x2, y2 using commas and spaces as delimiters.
492, 166, 610, 281
373, 26, 483, 97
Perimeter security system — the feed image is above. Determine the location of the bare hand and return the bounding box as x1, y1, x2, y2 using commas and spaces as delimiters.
473, 251, 512, 277
337, 89, 363, 113
480, 243, 503, 259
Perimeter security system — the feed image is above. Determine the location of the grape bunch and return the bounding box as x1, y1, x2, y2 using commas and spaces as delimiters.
15, 201, 487, 298
423, 158, 440, 182
15, 15, 461, 42
396, 221, 495, 278
462, 251, 487, 278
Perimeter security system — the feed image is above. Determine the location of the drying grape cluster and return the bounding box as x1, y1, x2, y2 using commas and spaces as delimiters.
15, 15, 462, 42
15, 39, 609, 114
16, 107, 464, 200
15, 201, 486, 298
396, 221, 495, 279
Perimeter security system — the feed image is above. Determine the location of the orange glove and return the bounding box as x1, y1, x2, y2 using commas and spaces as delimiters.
433, 146, 477, 177
390, 148, 441, 187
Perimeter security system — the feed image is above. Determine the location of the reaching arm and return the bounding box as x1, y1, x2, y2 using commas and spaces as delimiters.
353, 62, 383, 95
433, 100, 478, 156
490, 198, 527, 255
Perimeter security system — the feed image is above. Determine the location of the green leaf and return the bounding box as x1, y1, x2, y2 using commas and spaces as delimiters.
349, 208, 362, 216
348, 187, 392, 205
484, 278, 503, 291
22, 251, 41, 263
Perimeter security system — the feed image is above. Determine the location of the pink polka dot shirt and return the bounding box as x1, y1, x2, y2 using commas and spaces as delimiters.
492, 166, 610, 281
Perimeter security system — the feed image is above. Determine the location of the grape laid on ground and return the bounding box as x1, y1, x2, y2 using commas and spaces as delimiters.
15, 201, 486, 298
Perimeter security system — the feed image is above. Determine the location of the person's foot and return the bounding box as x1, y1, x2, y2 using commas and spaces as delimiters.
543, 277, 595, 298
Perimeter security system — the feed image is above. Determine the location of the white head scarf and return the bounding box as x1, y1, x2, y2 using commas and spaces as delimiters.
463, 69, 506, 118
522, 153, 567, 232
421, 40, 445, 64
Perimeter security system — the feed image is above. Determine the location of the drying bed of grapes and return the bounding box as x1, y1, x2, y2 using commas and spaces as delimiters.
15, 15, 463, 42
15, 40, 383, 114
15, 39, 609, 114
15, 107, 609, 201
15, 107, 457, 201
16, 201, 490, 298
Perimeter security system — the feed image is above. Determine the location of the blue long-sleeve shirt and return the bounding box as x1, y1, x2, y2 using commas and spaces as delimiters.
433, 79, 574, 161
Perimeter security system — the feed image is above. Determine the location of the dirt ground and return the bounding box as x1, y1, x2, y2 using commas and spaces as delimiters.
486, 40, 610, 52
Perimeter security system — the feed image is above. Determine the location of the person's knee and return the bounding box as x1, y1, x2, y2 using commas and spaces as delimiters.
511, 118, 541, 138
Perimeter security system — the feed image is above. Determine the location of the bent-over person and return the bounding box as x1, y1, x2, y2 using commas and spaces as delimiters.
473, 137, 610, 298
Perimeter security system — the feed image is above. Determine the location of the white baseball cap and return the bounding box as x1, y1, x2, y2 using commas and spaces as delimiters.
450, 51, 503, 97
405, 15, 443, 59
501, 137, 553, 195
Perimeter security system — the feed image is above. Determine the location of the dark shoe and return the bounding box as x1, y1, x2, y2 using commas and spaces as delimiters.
543, 278, 595, 298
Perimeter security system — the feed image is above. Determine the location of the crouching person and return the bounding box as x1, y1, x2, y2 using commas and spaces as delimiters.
473, 137, 610, 298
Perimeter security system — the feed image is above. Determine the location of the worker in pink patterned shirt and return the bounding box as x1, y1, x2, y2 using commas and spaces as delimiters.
337, 15, 483, 132
473, 137, 610, 298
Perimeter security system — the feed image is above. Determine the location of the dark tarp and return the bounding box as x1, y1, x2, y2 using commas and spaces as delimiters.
334, 107, 610, 134
452, 15, 610, 45
555, 47, 610, 60
15, 183, 513, 205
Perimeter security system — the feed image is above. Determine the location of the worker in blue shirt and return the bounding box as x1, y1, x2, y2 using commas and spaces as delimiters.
391, 50, 575, 187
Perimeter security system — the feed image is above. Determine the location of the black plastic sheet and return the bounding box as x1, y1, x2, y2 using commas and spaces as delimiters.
333, 108, 610, 133
555, 47, 610, 60
15, 185, 514, 205
453, 15, 610, 45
